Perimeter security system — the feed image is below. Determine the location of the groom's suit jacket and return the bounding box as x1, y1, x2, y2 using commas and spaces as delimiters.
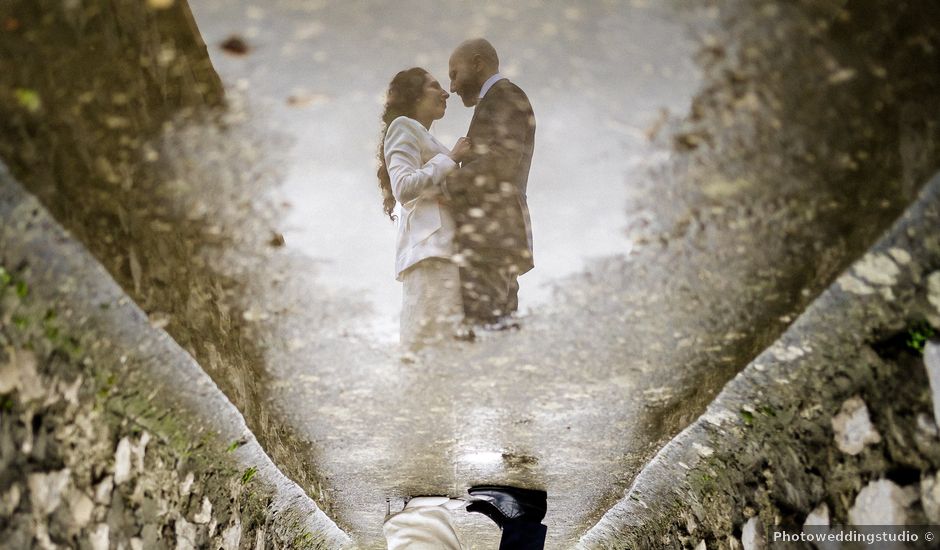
447, 78, 536, 274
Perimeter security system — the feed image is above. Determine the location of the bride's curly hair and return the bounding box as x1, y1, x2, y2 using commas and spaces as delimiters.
377, 67, 429, 221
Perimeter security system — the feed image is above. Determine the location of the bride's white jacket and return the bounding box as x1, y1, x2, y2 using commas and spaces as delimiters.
384, 116, 458, 281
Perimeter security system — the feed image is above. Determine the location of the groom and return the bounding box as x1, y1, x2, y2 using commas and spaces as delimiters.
445, 38, 536, 328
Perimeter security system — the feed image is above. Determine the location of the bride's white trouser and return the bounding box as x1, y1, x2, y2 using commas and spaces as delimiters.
400, 258, 462, 350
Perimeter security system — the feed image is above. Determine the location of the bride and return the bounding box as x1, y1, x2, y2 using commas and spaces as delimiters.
376, 67, 471, 351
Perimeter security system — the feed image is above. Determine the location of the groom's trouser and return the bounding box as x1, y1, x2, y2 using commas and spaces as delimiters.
459, 262, 519, 324
499, 520, 548, 550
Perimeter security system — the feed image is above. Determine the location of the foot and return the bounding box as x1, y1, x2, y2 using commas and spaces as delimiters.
467, 485, 547, 525
453, 324, 475, 342
480, 314, 521, 332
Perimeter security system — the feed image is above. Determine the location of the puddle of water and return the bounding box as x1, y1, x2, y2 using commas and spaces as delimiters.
190, 0, 696, 343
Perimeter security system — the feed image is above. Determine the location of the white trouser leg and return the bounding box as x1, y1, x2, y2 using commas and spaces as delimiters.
400, 258, 462, 351
383, 499, 464, 550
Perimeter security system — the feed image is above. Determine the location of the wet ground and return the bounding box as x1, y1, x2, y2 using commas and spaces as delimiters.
4, 1, 935, 548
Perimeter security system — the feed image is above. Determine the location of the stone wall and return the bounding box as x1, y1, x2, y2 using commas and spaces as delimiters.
578, 174, 940, 548
0, 324, 267, 550
0, 170, 350, 549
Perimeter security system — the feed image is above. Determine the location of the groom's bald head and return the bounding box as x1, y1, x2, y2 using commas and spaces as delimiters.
451, 38, 499, 70
449, 38, 500, 107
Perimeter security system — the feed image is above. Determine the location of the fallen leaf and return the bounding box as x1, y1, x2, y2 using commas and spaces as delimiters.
220, 36, 250, 56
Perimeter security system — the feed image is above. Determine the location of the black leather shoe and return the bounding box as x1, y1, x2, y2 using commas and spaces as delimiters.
467, 485, 547, 525
466, 500, 507, 528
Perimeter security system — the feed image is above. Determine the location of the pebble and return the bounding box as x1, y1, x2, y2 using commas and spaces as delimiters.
831, 396, 881, 455
193, 496, 213, 524
804, 503, 839, 550
921, 472, 940, 523
916, 412, 938, 438
114, 437, 132, 485
180, 471, 195, 496
0, 348, 44, 402
854, 253, 900, 286
27, 469, 71, 516
771, 345, 806, 361
176, 517, 197, 550
803, 502, 829, 527
887, 248, 911, 265
741, 517, 765, 550
220, 516, 242, 550
837, 274, 874, 295
848, 479, 914, 525
94, 476, 114, 504
926, 271, 940, 314
69, 490, 95, 527
693, 442, 715, 458
89, 523, 110, 550
133, 432, 151, 472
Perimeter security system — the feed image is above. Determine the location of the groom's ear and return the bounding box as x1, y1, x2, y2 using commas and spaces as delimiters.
471, 54, 485, 74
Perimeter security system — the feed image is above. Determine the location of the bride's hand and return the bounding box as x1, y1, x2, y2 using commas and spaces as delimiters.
450, 137, 471, 163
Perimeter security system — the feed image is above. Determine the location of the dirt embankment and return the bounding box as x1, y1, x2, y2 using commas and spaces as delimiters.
0, 0, 348, 512
0, 298, 269, 550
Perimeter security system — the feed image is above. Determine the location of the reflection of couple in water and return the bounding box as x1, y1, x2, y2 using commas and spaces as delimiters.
377, 38, 536, 351
375, 39, 546, 549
